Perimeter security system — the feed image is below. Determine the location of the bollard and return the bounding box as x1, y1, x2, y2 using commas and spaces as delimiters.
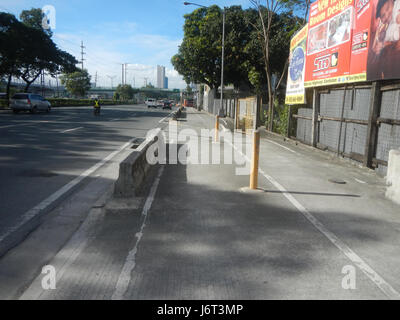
250, 130, 260, 190
215, 115, 220, 142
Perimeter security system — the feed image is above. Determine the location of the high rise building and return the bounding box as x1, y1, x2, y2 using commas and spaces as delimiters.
157, 65, 166, 89
164, 77, 168, 89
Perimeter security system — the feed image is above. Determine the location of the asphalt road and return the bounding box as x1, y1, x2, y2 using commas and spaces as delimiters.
0, 104, 173, 237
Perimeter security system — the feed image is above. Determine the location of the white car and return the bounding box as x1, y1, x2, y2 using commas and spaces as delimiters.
11, 93, 51, 114
145, 98, 157, 108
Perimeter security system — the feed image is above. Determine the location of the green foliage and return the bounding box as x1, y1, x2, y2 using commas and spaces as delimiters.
0, 10, 78, 96
60, 69, 91, 98
20, 8, 52, 37
172, 5, 300, 93
114, 84, 137, 101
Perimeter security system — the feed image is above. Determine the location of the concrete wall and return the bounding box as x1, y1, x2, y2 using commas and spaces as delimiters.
386, 149, 400, 205
114, 130, 161, 198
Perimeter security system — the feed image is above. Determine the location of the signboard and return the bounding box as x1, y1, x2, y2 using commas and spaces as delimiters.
305, 0, 356, 87
349, 0, 373, 79
367, 0, 400, 80
285, 26, 308, 104
283, 0, 400, 103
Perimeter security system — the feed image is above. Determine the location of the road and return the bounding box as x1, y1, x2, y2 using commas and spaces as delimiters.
3, 108, 398, 300
1, 107, 400, 300
0, 104, 172, 239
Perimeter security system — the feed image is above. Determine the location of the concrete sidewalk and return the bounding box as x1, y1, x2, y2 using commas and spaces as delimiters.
15, 108, 400, 300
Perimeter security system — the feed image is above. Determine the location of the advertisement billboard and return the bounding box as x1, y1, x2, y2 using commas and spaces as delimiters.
367, 0, 400, 80
305, 0, 357, 87
285, 26, 308, 104
350, 0, 373, 78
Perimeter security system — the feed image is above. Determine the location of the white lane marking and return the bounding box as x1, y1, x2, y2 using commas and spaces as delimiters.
0, 120, 52, 129
266, 139, 299, 154
227, 139, 400, 300
19, 196, 108, 300
0, 123, 31, 129
355, 178, 367, 184
61, 127, 83, 133
221, 124, 230, 132
159, 111, 175, 123
0, 138, 136, 247
112, 166, 165, 300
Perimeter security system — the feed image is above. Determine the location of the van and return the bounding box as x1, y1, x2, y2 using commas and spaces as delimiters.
11, 93, 51, 114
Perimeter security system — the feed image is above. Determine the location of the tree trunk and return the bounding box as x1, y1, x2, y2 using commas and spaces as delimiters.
6, 73, 12, 107
22, 71, 42, 93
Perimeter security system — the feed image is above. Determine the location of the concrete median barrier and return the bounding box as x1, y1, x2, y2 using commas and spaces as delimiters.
114, 128, 161, 198
386, 149, 400, 206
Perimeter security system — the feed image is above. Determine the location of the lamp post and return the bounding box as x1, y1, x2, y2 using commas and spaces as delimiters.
184, 2, 225, 116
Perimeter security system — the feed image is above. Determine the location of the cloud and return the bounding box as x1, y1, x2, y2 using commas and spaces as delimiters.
53, 31, 187, 89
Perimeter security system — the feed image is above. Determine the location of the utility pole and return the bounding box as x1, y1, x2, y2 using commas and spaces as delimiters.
144, 77, 148, 87
94, 71, 98, 88
56, 74, 59, 97
125, 64, 128, 86
80, 41, 86, 70
220, 7, 225, 117
40, 71, 45, 97
121, 64, 125, 85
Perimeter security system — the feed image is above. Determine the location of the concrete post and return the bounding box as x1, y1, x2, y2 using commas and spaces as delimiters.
311, 88, 320, 147
364, 82, 382, 168
250, 130, 261, 190
215, 115, 220, 143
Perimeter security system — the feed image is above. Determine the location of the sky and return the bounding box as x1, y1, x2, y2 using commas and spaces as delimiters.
0, 0, 252, 89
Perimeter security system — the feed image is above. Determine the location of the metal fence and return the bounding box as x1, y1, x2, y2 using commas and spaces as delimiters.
293, 83, 400, 175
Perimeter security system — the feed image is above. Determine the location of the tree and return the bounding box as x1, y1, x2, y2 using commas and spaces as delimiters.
60, 70, 91, 98
0, 13, 25, 101
18, 8, 77, 92
172, 5, 225, 89
114, 84, 136, 101
249, 0, 308, 131
20, 8, 52, 37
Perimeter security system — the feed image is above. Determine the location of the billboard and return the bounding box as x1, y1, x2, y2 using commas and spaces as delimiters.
305, 0, 356, 87
285, 26, 308, 104
350, 0, 373, 78
367, 0, 400, 80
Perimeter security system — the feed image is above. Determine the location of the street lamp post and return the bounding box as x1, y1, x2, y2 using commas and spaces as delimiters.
184, 2, 225, 116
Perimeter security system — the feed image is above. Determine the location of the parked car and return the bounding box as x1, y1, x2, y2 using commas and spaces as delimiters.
163, 101, 172, 110
11, 93, 51, 114
145, 98, 157, 108
156, 100, 164, 108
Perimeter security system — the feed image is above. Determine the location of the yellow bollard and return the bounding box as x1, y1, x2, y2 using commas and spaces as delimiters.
250, 130, 260, 190
215, 115, 220, 142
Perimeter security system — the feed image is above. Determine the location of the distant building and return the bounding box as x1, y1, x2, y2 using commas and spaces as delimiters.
164, 77, 168, 89
157, 65, 166, 89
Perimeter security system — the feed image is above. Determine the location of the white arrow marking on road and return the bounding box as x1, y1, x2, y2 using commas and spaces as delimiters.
61, 127, 83, 133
